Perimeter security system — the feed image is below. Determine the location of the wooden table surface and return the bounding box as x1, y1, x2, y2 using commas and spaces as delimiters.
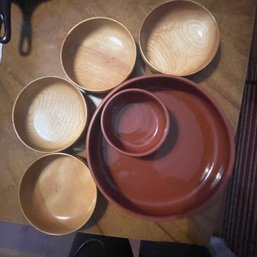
0, 0, 256, 245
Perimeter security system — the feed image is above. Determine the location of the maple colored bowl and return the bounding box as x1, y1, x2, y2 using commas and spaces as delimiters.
101, 88, 170, 157
12, 77, 88, 153
19, 153, 97, 235
139, 0, 220, 76
61, 17, 137, 93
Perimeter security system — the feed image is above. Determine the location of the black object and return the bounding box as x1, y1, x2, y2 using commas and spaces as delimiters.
0, 0, 49, 56
0, 0, 11, 44
72, 239, 105, 257
139, 241, 212, 257
69, 233, 133, 257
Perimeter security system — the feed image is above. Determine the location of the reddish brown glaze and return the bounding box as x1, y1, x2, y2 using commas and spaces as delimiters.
101, 88, 170, 157
86, 75, 235, 220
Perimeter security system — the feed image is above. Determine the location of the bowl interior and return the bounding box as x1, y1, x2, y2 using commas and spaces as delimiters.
13, 77, 87, 152
61, 18, 136, 92
19, 154, 97, 235
140, 0, 220, 75
101, 89, 169, 156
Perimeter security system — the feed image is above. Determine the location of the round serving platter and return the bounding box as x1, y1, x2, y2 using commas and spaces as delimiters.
86, 75, 234, 220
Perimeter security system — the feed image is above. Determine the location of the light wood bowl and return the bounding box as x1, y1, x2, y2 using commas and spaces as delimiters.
139, 0, 220, 76
61, 17, 137, 93
12, 77, 88, 153
19, 153, 97, 235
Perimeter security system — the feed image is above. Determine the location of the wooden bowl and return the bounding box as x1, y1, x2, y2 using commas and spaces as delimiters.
101, 88, 170, 157
19, 153, 97, 235
61, 17, 137, 93
139, 0, 220, 76
12, 77, 88, 153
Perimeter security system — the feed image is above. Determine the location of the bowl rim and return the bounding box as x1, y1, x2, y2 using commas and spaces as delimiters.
60, 16, 137, 93
18, 153, 97, 235
100, 88, 170, 157
86, 74, 235, 220
12, 76, 88, 153
138, 0, 220, 76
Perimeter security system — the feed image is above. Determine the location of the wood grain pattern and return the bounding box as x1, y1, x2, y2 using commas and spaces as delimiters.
140, 0, 220, 76
61, 17, 137, 93
0, 249, 39, 257
12, 77, 87, 152
19, 153, 97, 235
0, 0, 256, 245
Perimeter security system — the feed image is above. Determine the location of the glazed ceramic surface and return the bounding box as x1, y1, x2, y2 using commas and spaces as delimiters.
19, 153, 97, 235
12, 77, 87, 152
101, 88, 169, 157
86, 75, 234, 219
139, 0, 220, 76
61, 17, 136, 93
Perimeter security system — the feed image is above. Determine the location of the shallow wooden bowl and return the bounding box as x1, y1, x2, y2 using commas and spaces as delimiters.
12, 77, 88, 153
19, 153, 97, 235
139, 0, 220, 76
61, 17, 137, 93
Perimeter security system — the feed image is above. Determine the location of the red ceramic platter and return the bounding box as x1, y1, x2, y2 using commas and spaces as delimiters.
86, 75, 235, 220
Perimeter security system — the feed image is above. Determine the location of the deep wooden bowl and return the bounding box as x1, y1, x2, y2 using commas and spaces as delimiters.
139, 0, 220, 76
12, 77, 88, 153
19, 153, 97, 235
61, 17, 137, 93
